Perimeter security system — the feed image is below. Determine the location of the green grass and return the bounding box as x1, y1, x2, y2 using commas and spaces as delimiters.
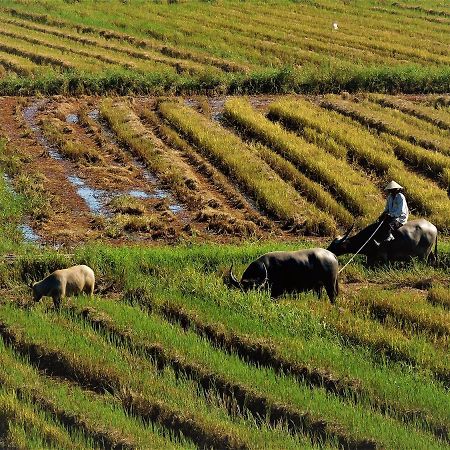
0, 302, 331, 449
0, 336, 194, 449
64, 294, 448, 449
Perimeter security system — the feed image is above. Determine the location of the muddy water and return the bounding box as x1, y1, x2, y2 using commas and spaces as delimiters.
88, 109, 185, 214
23, 100, 63, 161
68, 175, 104, 214
18, 224, 40, 243
66, 113, 79, 124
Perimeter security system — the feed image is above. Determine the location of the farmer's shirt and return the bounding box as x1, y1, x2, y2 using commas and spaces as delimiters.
384, 192, 408, 224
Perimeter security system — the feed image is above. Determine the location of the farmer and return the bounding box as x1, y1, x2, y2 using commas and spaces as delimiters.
373, 181, 409, 246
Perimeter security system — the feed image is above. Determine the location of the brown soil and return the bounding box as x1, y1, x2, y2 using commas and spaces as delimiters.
1, 95, 314, 248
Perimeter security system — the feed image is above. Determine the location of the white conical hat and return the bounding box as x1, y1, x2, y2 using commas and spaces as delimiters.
385, 180, 403, 190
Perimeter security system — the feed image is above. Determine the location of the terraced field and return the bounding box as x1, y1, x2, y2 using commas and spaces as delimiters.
0, 0, 449, 94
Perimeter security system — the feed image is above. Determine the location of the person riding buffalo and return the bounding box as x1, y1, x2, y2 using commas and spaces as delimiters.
373, 180, 409, 247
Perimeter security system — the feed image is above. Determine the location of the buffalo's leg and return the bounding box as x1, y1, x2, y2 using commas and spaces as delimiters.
314, 286, 323, 299
52, 295, 61, 310
325, 283, 336, 305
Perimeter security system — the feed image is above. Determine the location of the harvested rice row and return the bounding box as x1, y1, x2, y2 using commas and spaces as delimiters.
208, 3, 450, 65
140, 107, 270, 233
0, 336, 192, 449
0, 50, 40, 75
158, 100, 336, 235
102, 101, 261, 236
146, 10, 364, 68
383, 134, 450, 190
42, 118, 103, 164
370, 94, 450, 131
0, 26, 142, 71
123, 274, 450, 441
172, 9, 412, 66
0, 38, 73, 71
427, 285, 450, 310
269, 97, 450, 230
0, 15, 210, 76
248, 142, 353, 226
100, 100, 202, 207
325, 96, 450, 157
0, 26, 168, 75
390, 3, 450, 19
0, 304, 324, 450
223, 98, 381, 220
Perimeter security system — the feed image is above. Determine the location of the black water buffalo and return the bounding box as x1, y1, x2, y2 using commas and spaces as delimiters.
328, 219, 438, 265
229, 248, 339, 303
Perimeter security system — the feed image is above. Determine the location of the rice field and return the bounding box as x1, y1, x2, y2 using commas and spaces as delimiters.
0, 0, 449, 94
0, 1, 449, 447
0, 92, 449, 448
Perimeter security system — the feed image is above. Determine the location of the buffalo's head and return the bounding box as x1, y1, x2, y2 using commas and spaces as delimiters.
228, 263, 268, 291
328, 224, 354, 256
30, 281, 42, 303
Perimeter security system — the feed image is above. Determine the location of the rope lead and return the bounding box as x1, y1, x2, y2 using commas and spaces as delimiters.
338, 220, 385, 274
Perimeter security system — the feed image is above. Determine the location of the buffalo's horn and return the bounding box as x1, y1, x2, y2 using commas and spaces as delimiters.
229, 264, 242, 289
258, 263, 269, 290
342, 223, 354, 241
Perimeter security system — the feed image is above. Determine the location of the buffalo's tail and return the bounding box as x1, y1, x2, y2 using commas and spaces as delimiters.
434, 234, 438, 266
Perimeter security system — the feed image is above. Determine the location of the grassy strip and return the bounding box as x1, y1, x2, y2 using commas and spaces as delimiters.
0, 139, 26, 252
66, 295, 448, 450
42, 118, 103, 163
370, 94, 450, 130
66, 299, 350, 449
1, 66, 450, 96
0, 135, 51, 224
289, 295, 450, 386
223, 97, 381, 220
427, 285, 450, 310
269, 97, 450, 230
0, 335, 192, 449
158, 100, 335, 234
0, 386, 91, 449
0, 303, 322, 450
354, 288, 450, 338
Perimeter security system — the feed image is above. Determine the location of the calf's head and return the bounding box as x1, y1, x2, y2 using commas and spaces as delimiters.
30, 282, 42, 302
